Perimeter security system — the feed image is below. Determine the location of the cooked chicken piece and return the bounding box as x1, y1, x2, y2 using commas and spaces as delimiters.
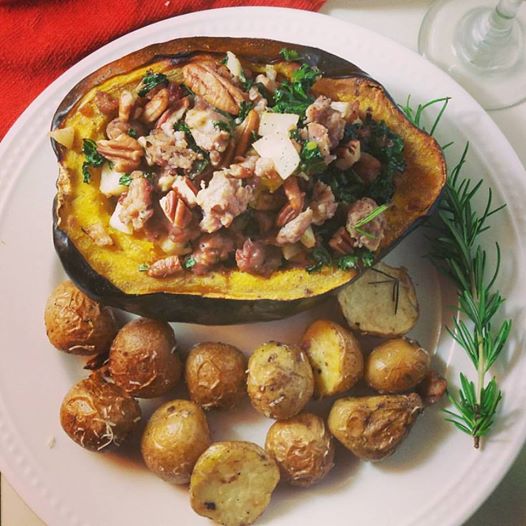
196, 171, 253, 233
183, 62, 246, 115
227, 156, 257, 179
276, 208, 314, 245
235, 239, 282, 276
139, 129, 200, 172
172, 175, 198, 207
156, 97, 191, 134
346, 197, 386, 252
191, 232, 235, 275
354, 152, 382, 184
305, 95, 346, 149
185, 100, 230, 166
310, 182, 337, 225
306, 122, 335, 164
118, 172, 154, 231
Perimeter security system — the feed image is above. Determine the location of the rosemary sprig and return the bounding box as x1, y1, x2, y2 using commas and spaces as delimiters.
368, 267, 400, 315
400, 97, 511, 448
352, 203, 389, 239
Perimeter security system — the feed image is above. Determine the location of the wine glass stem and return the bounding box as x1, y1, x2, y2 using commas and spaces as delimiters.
455, 0, 524, 70
496, 0, 522, 18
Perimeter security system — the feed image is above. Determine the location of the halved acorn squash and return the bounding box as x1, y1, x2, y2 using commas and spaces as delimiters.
51, 37, 446, 324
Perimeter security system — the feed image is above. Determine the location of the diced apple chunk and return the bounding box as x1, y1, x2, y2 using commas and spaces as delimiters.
49, 127, 75, 148
252, 132, 300, 180
282, 243, 303, 260
258, 112, 299, 137
100, 164, 127, 197
109, 202, 132, 234
300, 226, 316, 248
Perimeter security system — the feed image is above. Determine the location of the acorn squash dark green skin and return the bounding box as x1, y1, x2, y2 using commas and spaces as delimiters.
51, 37, 446, 325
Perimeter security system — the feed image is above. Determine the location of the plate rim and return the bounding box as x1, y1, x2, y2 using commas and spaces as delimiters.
0, 7, 525, 526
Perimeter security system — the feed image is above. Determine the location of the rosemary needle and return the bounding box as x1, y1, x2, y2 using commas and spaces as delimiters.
400, 96, 512, 448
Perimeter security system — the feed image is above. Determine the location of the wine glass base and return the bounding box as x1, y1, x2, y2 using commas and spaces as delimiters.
419, 0, 526, 110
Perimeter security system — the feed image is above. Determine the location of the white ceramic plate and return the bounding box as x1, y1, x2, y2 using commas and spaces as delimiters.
0, 7, 525, 526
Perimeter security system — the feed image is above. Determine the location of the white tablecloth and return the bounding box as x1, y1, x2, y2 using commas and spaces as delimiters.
2, 1, 525, 524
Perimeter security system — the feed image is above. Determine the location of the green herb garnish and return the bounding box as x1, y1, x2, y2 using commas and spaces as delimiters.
213, 120, 233, 133
299, 141, 325, 176
81, 139, 105, 183
307, 247, 374, 273
119, 173, 132, 186
272, 63, 320, 116
137, 71, 168, 97
128, 128, 138, 139
138, 263, 150, 272
239, 71, 253, 92
174, 121, 210, 177
401, 96, 511, 448
352, 204, 389, 229
306, 246, 332, 273
254, 82, 272, 103
191, 158, 209, 178
279, 48, 301, 61
235, 101, 254, 125
320, 166, 366, 204
183, 256, 196, 270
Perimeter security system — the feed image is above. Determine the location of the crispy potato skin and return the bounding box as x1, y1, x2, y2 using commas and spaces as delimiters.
45, 280, 117, 355
141, 400, 211, 485
328, 394, 424, 460
60, 372, 141, 451
301, 320, 364, 398
365, 338, 430, 394
265, 413, 334, 487
190, 441, 280, 526
247, 342, 314, 420
109, 318, 182, 398
185, 342, 247, 410
337, 262, 419, 337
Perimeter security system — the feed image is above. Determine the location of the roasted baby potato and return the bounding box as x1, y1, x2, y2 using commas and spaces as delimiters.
185, 342, 247, 410
337, 262, 419, 337
328, 394, 424, 460
141, 400, 211, 484
190, 441, 280, 526
109, 318, 182, 398
301, 320, 364, 398
416, 370, 448, 405
265, 412, 334, 487
45, 280, 117, 355
60, 372, 141, 451
247, 342, 314, 420
365, 338, 431, 393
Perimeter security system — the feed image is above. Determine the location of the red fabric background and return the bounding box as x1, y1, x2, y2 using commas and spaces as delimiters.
0, 0, 326, 139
